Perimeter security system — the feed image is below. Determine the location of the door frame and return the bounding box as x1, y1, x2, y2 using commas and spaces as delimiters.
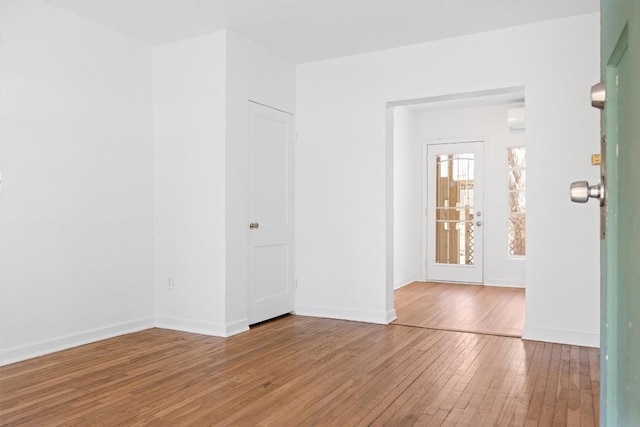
422, 138, 485, 283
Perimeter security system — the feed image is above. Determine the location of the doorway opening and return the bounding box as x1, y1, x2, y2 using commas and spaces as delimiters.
388, 86, 527, 337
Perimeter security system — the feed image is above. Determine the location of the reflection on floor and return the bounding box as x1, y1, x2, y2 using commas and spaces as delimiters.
393, 281, 525, 337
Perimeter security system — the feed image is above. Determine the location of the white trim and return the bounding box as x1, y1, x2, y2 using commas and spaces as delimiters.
484, 279, 525, 288
386, 86, 525, 109
224, 320, 250, 337
0, 318, 154, 367
295, 305, 396, 325
154, 317, 226, 337
1, 317, 252, 366
425, 279, 483, 286
421, 142, 428, 281
155, 317, 250, 338
394, 276, 419, 290
248, 99, 293, 116
522, 325, 599, 348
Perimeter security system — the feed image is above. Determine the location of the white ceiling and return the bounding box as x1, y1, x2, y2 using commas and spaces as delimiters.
42, 0, 599, 64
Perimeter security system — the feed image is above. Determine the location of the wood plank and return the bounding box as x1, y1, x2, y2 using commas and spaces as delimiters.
0, 315, 598, 426
537, 342, 563, 425
394, 281, 525, 337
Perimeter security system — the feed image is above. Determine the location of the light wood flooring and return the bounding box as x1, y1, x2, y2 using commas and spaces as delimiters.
394, 281, 526, 337
0, 315, 598, 426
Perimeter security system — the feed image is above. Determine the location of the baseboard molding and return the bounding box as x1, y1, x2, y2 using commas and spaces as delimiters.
421, 279, 525, 289
0, 318, 154, 367
154, 317, 226, 337
1, 316, 250, 367
295, 305, 395, 325
154, 317, 250, 338
394, 277, 419, 290
224, 319, 250, 337
522, 325, 600, 348
484, 280, 526, 289
386, 309, 397, 323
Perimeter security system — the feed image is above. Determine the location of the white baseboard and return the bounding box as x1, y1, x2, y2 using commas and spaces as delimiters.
419, 279, 525, 289
483, 280, 526, 288
154, 317, 250, 338
154, 317, 226, 337
224, 319, 250, 337
522, 325, 599, 348
0, 318, 154, 367
394, 277, 419, 290
295, 304, 396, 325
1, 316, 251, 367
386, 309, 397, 323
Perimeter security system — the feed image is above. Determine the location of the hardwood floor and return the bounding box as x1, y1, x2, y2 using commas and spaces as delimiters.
394, 281, 526, 337
0, 315, 598, 426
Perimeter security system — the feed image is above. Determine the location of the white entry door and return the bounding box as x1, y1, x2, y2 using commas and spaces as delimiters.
248, 102, 295, 324
426, 141, 484, 283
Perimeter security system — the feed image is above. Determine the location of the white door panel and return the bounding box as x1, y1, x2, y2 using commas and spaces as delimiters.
248, 102, 294, 324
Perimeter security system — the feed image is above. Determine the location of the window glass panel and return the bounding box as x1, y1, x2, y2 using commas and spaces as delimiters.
509, 217, 526, 256
507, 147, 526, 257
508, 147, 526, 168
509, 192, 526, 213
508, 170, 526, 191
438, 155, 449, 177
435, 153, 475, 265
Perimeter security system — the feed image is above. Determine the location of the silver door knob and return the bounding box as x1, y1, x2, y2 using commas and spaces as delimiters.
476, 221, 482, 227
591, 81, 605, 110
249, 223, 260, 229
570, 181, 605, 205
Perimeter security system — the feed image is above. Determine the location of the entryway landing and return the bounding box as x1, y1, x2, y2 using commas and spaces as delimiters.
393, 281, 525, 337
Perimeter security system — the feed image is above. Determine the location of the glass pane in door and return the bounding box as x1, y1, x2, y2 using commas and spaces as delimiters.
435, 153, 475, 265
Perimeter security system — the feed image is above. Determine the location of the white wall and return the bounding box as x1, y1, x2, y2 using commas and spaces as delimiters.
224, 32, 295, 331
0, 0, 155, 365
152, 33, 228, 335
296, 14, 601, 346
0, 16, 295, 365
393, 107, 421, 289
413, 103, 526, 288
152, 30, 294, 336
0, 1, 599, 368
